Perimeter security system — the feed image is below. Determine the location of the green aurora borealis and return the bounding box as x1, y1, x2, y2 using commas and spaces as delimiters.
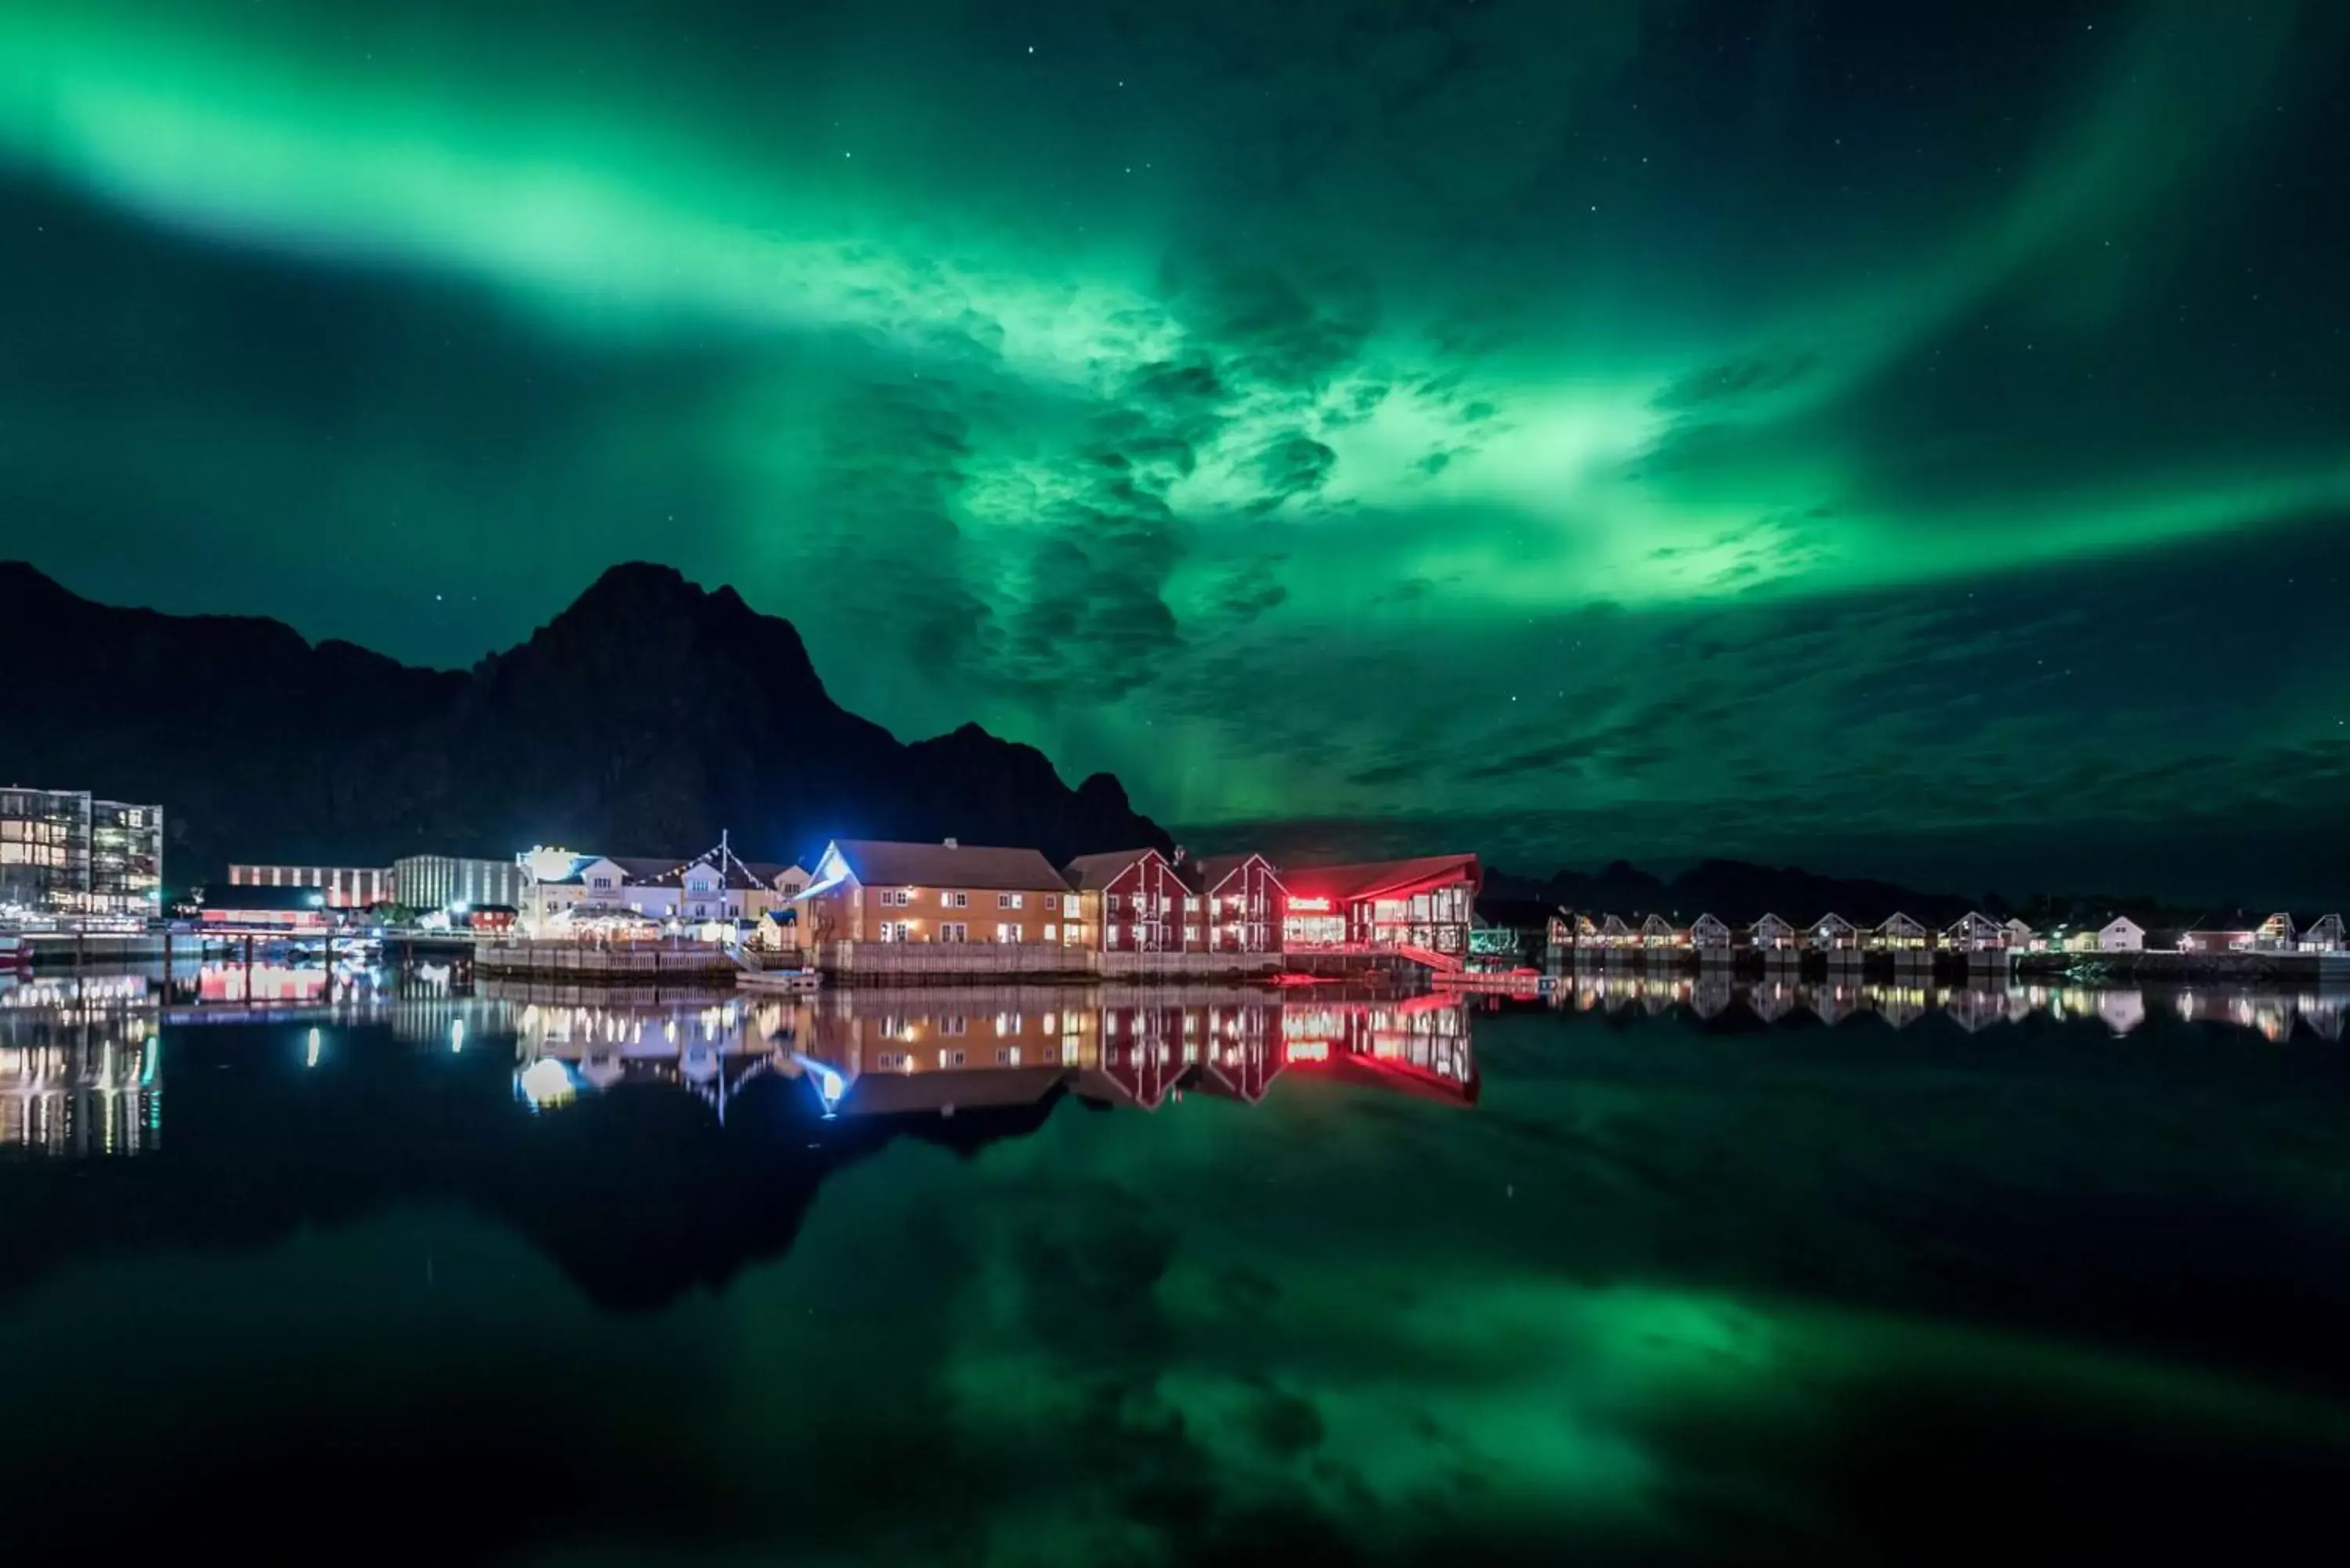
3, 1, 2346, 894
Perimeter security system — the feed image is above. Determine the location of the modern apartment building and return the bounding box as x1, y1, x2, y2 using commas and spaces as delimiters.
1, 787, 163, 917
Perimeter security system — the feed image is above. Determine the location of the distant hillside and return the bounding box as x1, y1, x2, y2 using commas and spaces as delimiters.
1482, 858, 1983, 928
0, 561, 1169, 888
1482, 858, 2249, 933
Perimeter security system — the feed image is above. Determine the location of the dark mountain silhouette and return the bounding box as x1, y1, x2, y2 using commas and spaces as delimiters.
1483, 857, 2265, 932
1483, 857, 1991, 927
0, 561, 1169, 887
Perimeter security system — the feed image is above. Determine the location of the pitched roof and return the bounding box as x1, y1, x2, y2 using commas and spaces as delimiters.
1196, 853, 1281, 893
1279, 854, 1480, 901
741, 862, 804, 886
828, 839, 1067, 891
680, 851, 774, 891
1061, 847, 1165, 891
606, 856, 687, 885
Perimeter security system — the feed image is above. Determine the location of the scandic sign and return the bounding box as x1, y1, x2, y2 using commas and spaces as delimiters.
1287, 898, 1332, 912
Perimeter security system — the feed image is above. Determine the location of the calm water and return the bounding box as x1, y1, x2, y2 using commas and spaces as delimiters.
5, 963, 2350, 1566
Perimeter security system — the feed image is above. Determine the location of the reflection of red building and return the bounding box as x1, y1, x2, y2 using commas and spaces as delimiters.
1077, 1001, 1189, 1109
1278, 854, 1480, 958
1278, 994, 1477, 1105
1190, 1008, 1282, 1101
197, 964, 331, 1004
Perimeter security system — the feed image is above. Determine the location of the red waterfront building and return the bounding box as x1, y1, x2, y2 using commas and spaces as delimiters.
1276, 854, 1481, 959
1191, 852, 1286, 953
1061, 847, 1192, 952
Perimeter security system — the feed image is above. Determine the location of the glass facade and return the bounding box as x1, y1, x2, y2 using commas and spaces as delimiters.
1, 788, 162, 917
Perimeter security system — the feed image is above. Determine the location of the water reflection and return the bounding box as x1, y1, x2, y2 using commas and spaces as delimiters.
1546, 969, 2348, 1040
506, 984, 1479, 1119
8, 963, 2350, 1563
0, 974, 162, 1157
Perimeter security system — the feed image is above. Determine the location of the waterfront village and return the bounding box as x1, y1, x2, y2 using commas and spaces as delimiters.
4, 782, 2345, 988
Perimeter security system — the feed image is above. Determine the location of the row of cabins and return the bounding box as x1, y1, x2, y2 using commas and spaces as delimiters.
1541, 909, 2347, 956
790, 840, 1481, 960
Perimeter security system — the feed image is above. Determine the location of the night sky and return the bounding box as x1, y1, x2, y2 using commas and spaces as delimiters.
4, 1, 2346, 898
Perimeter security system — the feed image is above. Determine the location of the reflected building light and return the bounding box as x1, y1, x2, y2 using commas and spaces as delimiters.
306, 1028, 321, 1068
518, 1057, 574, 1109
450, 1018, 466, 1053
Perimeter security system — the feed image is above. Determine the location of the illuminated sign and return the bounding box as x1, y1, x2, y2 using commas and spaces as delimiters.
1285, 1041, 1329, 1061
1288, 897, 1332, 912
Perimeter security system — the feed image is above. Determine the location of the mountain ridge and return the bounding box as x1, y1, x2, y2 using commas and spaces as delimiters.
0, 560, 1170, 888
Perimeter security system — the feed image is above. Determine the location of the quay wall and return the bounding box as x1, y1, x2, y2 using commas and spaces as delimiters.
2010, 949, 2348, 983
475, 941, 739, 981
813, 942, 1414, 987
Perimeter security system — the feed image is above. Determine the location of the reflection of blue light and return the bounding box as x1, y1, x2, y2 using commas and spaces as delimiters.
306, 1028, 321, 1068
790, 1053, 846, 1118
450, 1018, 466, 1053
142, 1036, 160, 1086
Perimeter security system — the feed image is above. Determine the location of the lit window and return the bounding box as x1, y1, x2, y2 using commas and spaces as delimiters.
999, 893, 1024, 909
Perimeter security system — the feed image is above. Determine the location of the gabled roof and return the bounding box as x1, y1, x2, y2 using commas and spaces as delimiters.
1640, 913, 1679, 934
606, 856, 688, 886
680, 852, 774, 891
1878, 912, 1928, 933
1196, 852, 1282, 894
741, 861, 807, 887
1599, 914, 1635, 935
1813, 912, 1856, 931
1751, 912, 1794, 930
1061, 847, 1167, 891
1690, 912, 1731, 930
1280, 854, 1480, 901
823, 839, 1067, 892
